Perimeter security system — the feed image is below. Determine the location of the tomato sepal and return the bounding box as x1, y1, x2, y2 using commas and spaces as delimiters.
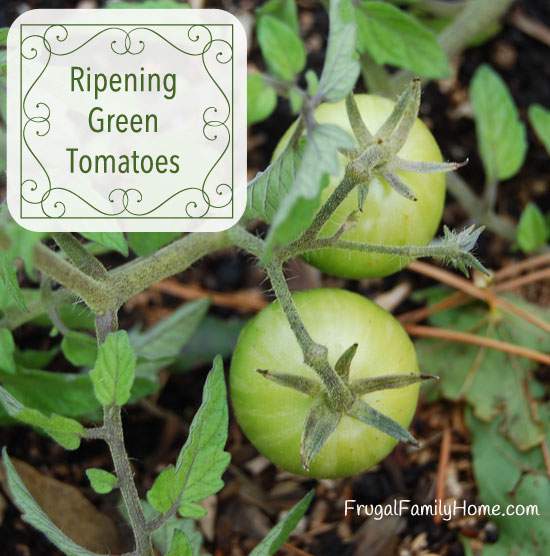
350, 373, 437, 396
300, 397, 341, 471
348, 399, 419, 447
334, 343, 358, 381
256, 369, 321, 397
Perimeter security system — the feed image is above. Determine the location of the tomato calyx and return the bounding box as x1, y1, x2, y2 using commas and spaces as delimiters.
343, 80, 466, 210
256, 342, 437, 471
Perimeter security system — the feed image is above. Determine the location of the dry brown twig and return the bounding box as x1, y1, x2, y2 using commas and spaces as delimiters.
406, 261, 550, 333
404, 324, 550, 366
150, 279, 268, 313
434, 427, 452, 525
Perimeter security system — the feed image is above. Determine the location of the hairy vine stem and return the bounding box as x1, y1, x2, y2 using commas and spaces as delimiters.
288, 237, 465, 259
263, 260, 354, 411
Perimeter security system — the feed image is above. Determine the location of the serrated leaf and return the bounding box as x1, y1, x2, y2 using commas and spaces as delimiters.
127, 232, 180, 256
266, 124, 354, 253
0, 366, 156, 424
355, 1, 449, 78
147, 356, 230, 518
517, 203, 549, 253
167, 529, 193, 556
147, 465, 178, 513
257, 16, 306, 81
528, 103, 550, 155
245, 138, 304, 223
142, 501, 203, 556
248, 73, 277, 125
0, 327, 16, 373
256, 0, 299, 34
61, 331, 98, 368
131, 299, 209, 361
0, 386, 85, 450
90, 331, 136, 406
416, 293, 550, 451
466, 410, 550, 555
250, 490, 314, 556
85, 468, 117, 494
2, 449, 98, 556
18, 409, 85, 450
318, 0, 360, 102
80, 232, 128, 256
470, 64, 527, 183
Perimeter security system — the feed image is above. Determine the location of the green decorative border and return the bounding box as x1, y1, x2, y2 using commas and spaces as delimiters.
19, 23, 234, 219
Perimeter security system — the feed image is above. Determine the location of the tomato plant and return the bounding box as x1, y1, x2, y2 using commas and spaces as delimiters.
0, 0, 496, 553
274, 94, 446, 278
230, 289, 421, 478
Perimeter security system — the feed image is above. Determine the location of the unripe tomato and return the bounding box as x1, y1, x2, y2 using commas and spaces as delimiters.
273, 94, 446, 279
230, 289, 420, 479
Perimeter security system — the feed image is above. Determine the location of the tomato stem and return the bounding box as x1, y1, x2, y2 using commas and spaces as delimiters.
264, 260, 354, 412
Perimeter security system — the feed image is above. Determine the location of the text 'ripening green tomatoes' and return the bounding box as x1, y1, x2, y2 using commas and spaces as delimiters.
230, 289, 420, 479
273, 94, 446, 279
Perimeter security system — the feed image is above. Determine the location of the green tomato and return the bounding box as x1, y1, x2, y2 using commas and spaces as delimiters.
273, 94, 446, 279
230, 288, 419, 479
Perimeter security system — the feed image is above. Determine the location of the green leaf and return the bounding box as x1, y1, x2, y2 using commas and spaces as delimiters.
247, 73, 277, 126
142, 501, 203, 556
517, 203, 549, 253
245, 136, 304, 223
175, 316, 245, 373
166, 529, 193, 556
147, 356, 230, 518
90, 331, 136, 406
0, 28, 8, 47
318, 0, 361, 102
14, 346, 58, 369
305, 70, 319, 96
355, 1, 449, 78
250, 490, 314, 556
256, 0, 299, 34
127, 232, 180, 256
289, 88, 304, 114
147, 465, 178, 514
0, 210, 45, 278
131, 299, 209, 361
2, 449, 98, 556
257, 16, 306, 81
265, 124, 354, 253
0, 386, 85, 450
80, 232, 128, 256
0, 366, 155, 423
85, 468, 118, 494
0, 328, 16, 373
466, 410, 550, 555
416, 293, 550, 451
528, 103, 550, 155
0, 251, 26, 311
470, 64, 527, 183
61, 331, 98, 368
